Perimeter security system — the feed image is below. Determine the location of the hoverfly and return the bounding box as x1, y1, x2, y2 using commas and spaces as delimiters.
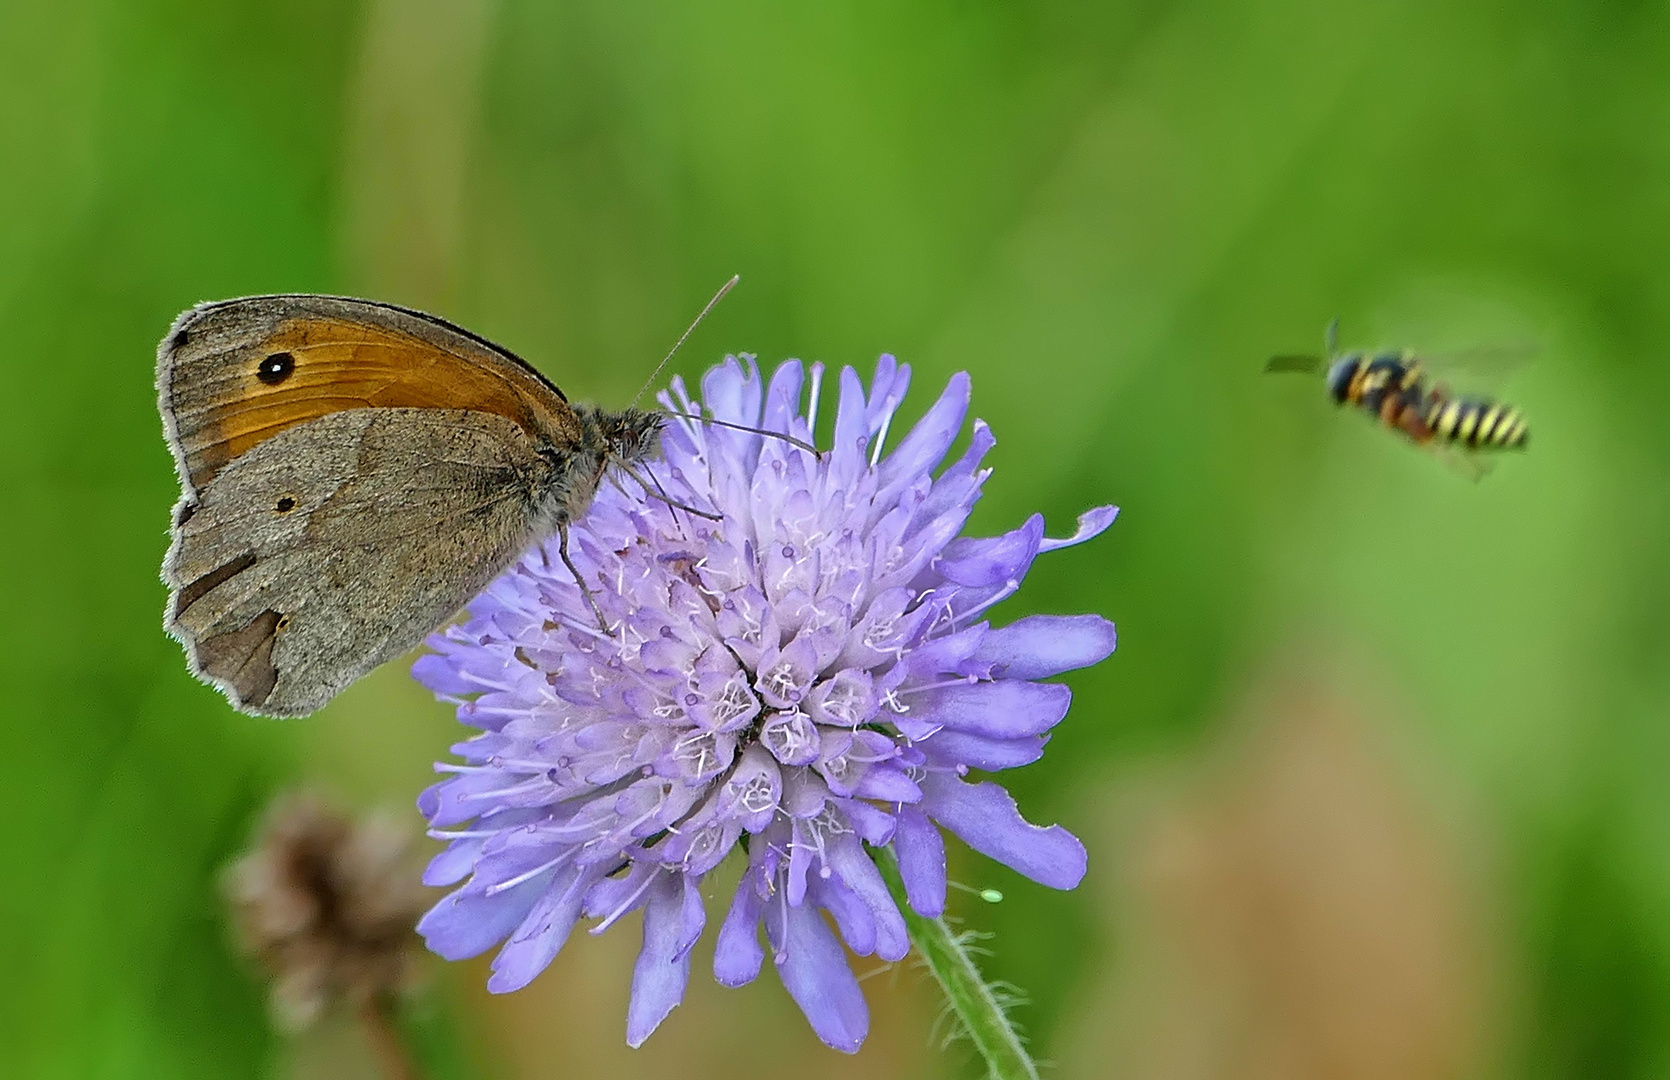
1267, 319, 1530, 477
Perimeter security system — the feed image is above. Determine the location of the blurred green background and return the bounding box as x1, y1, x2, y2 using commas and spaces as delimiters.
3, 0, 1667, 1077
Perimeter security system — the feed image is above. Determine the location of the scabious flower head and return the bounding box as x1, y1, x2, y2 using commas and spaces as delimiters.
413, 356, 1117, 1051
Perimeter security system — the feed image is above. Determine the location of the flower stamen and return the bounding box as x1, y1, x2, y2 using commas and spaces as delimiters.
486, 850, 574, 897
590, 868, 662, 934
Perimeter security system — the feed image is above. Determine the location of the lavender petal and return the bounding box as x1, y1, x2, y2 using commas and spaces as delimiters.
626, 873, 691, 1047
773, 899, 870, 1053
878, 371, 970, 496
488, 866, 588, 993
968, 614, 1118, 680
826, 834, 909, 962
417, 876, 548, 962
919, 729, 1048, 771
908, 680, 1073, 739
921, 773, 1087, 889
892, 807, 948, 918
935, 514, 1045, 588
713, 876, 767, 987
1038, 505, 1119, 552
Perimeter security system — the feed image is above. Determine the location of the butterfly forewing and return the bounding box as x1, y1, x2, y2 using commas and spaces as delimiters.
159, 295, 581, 494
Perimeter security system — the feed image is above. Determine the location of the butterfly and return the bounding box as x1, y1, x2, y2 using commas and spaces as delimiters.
157, 287, 765, 717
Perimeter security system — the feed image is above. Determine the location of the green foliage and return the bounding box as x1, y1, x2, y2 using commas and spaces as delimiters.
3, 0, 1670, 1076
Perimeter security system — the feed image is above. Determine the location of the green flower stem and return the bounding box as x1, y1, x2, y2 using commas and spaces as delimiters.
361, 996, 420, 1080
875, 847, 1040, 1080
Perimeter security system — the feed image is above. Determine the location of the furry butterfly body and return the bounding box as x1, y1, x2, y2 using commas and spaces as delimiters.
158, 295, 662, 717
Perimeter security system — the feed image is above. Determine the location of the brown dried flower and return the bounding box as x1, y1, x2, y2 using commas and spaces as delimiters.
223, 792, 430, 1031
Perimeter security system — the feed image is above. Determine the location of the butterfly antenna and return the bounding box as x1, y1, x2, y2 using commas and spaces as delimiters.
1325, 316, 1340, 357
631, 274, 740, 408
633, 272, 823, 457
678, 413, 822, 456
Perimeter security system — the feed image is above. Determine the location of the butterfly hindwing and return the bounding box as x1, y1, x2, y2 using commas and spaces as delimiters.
164, 407, 552, 716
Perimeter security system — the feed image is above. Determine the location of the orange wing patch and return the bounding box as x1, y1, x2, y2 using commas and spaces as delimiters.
162, 302, 580, 492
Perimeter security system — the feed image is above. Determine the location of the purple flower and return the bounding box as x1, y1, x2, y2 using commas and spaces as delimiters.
412, 356, 1117, 1051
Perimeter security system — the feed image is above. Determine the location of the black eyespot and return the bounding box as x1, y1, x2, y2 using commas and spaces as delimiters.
275, 496, 296, 513
257, 352, 294, 385
276, 615, 290, 631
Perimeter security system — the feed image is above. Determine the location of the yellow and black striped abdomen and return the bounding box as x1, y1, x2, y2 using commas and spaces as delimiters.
1426, 395, 1530, 449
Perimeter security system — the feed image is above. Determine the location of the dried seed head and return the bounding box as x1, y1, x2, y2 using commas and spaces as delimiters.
223, 792, 429, 1030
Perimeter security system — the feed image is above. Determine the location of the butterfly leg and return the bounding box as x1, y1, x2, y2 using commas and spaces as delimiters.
557, 521, 610, 633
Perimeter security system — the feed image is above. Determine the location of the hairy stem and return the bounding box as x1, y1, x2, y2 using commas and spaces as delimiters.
875, 847, 1040, 1080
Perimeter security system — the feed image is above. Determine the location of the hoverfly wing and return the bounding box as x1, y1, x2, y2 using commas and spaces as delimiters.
1265, 354, 1323, 374
1432, 443, 1497, 483
1419, 342, 1540, 382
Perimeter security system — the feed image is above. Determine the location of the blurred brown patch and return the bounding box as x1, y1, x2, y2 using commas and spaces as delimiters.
1061, 679, 1493, 1080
